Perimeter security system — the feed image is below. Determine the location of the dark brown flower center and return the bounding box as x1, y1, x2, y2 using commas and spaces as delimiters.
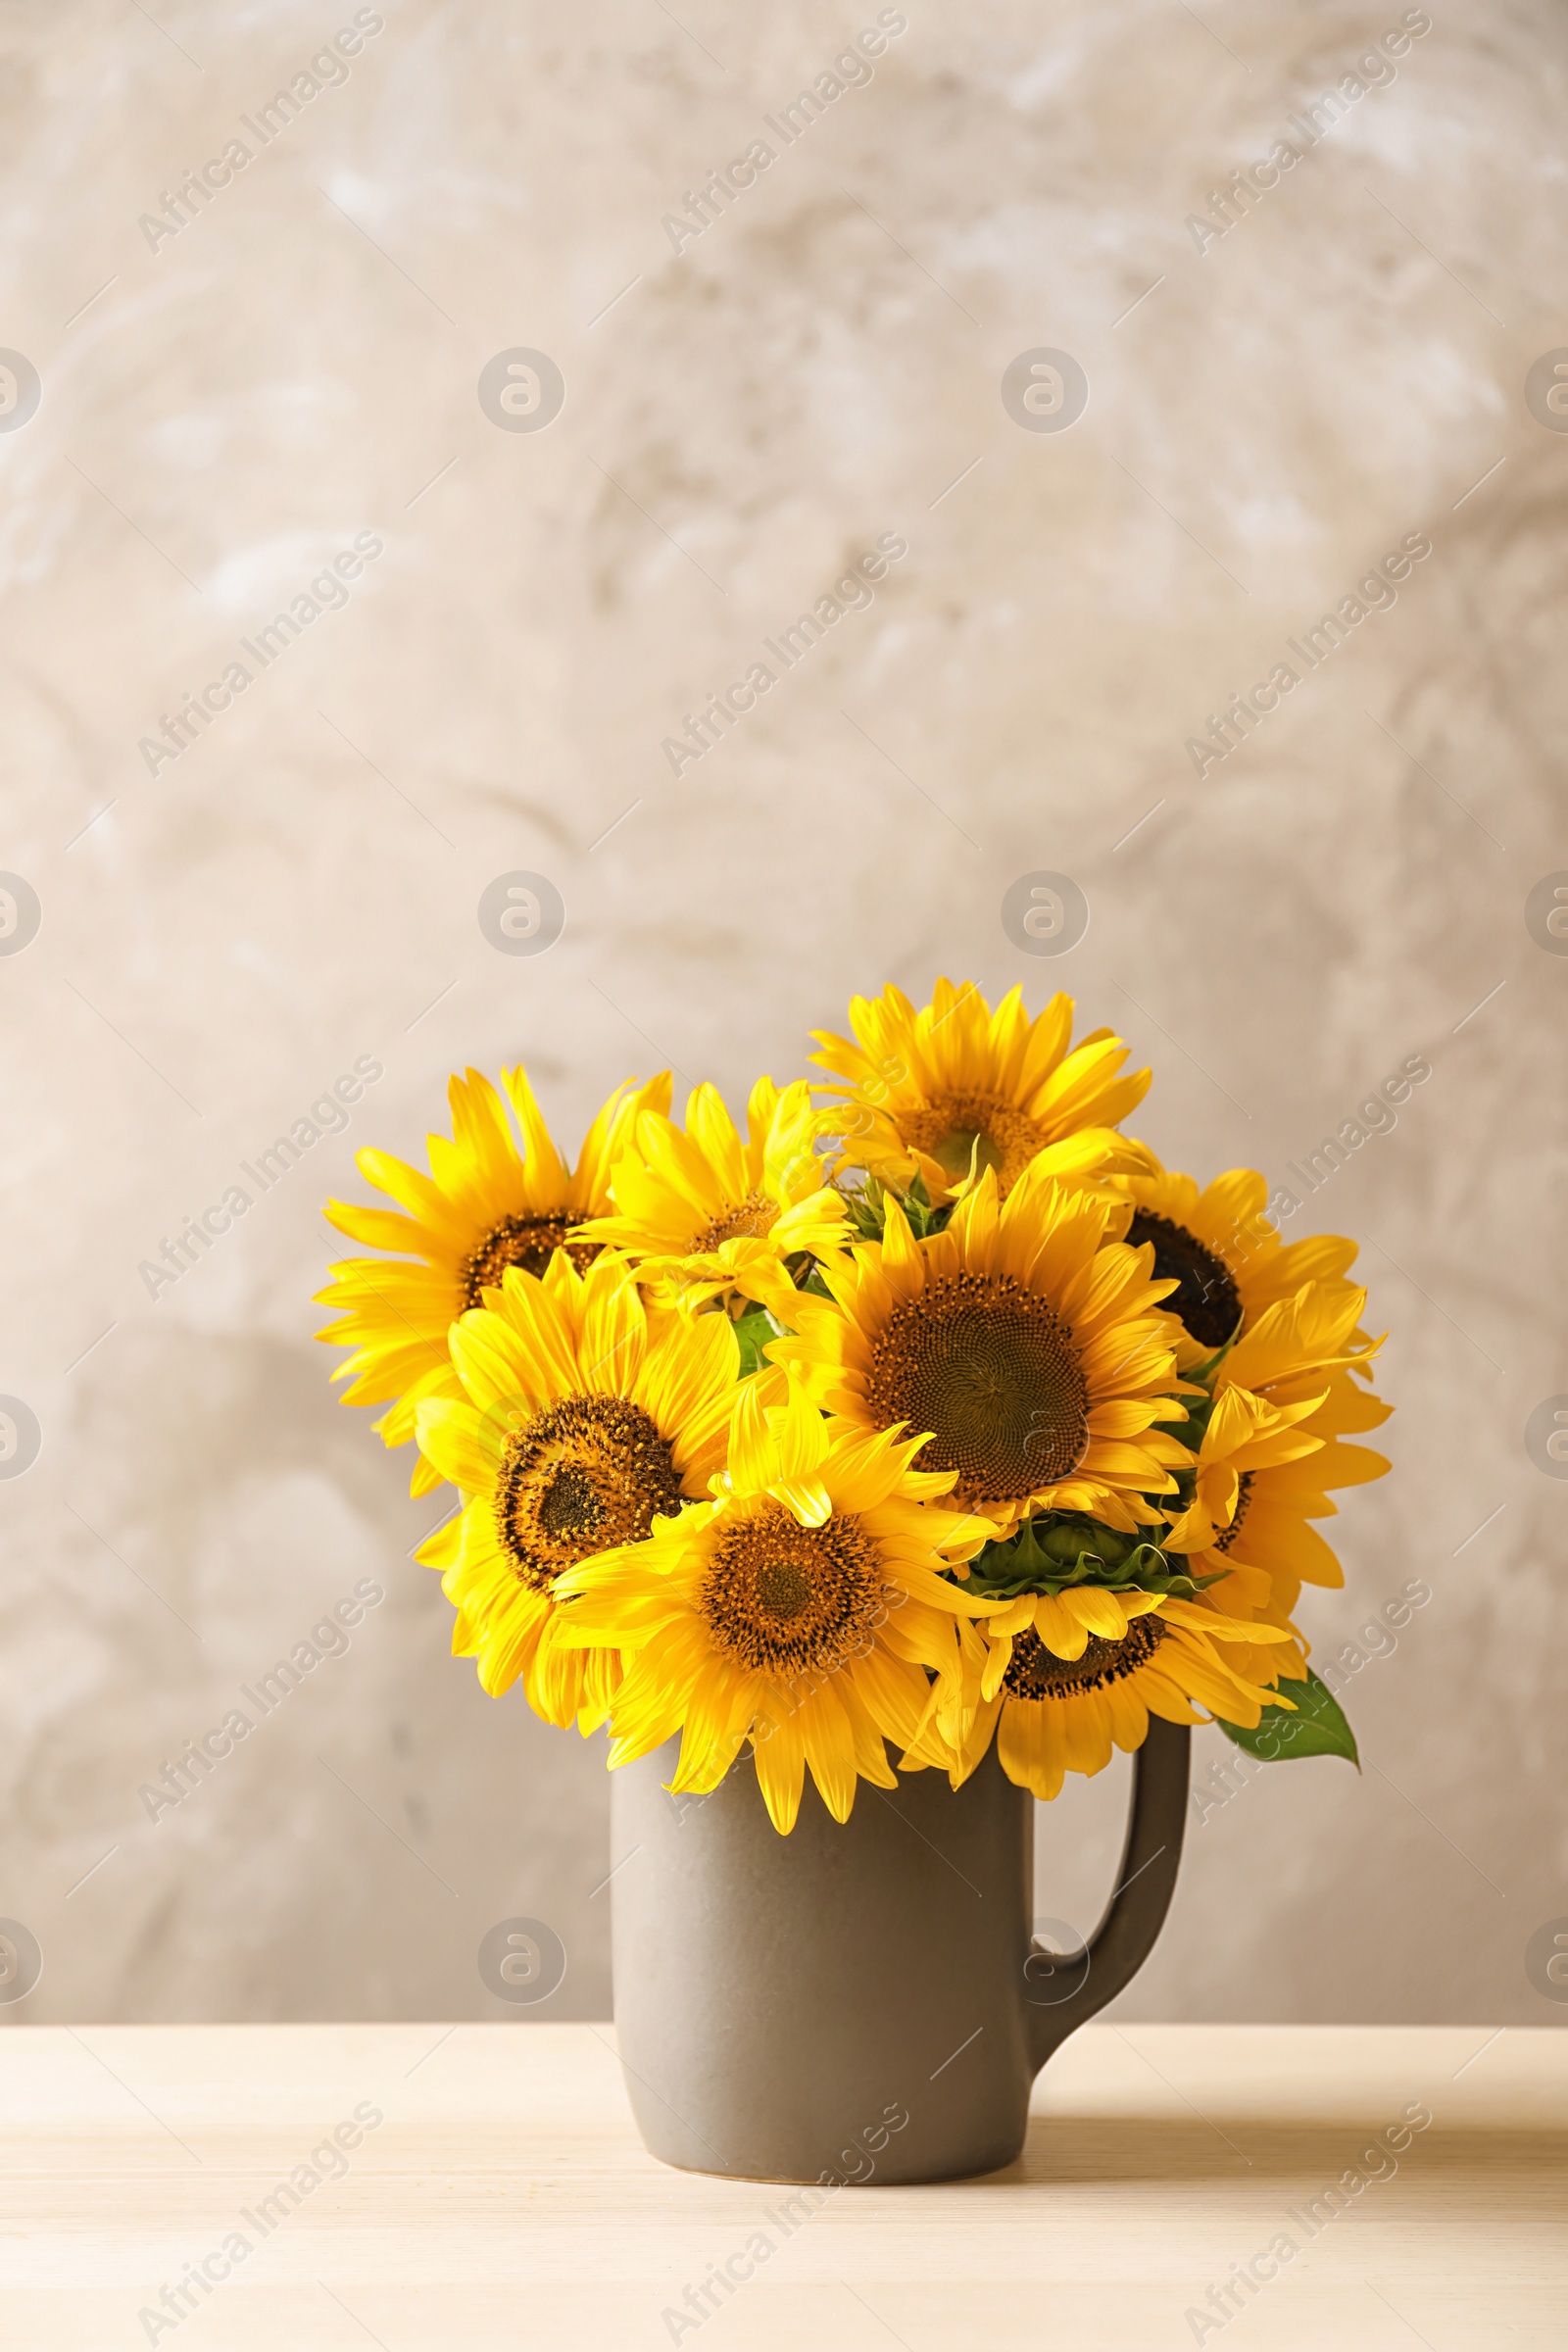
1004, 1614, 1166, 1700
863, 1271, 1089, 1503
494, 1395, 683, 1592
1126, 1211, 1241, 1350
461, 1211, 597, 1308
1213, 1470, 1254, 1556
898, 1092, 1047, 1198
701, 1501, 884, 1681
690, 1190, 779, 1253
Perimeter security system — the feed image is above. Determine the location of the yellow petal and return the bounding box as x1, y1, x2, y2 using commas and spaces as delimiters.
1032, 1592, 1090, 1660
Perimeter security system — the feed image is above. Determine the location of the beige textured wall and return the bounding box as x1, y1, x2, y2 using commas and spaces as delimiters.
2, 0, 1563, 2032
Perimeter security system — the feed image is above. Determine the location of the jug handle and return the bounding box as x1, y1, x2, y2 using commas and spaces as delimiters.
1023, 1717, 1191, 2074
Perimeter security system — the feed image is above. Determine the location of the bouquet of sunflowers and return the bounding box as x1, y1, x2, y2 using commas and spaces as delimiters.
317, 981, 1389, 1834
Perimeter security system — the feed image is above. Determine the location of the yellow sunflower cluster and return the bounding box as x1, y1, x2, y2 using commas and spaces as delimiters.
316, 981, 1390, 1831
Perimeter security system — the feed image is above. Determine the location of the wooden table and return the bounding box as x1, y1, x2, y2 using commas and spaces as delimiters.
2, 2024, 1562, 2348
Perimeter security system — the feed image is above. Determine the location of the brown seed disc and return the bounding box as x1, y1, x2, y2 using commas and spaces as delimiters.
690, 1190, 780, 1253
862, 1271, 1089, 1503
1004, 1613, 1166, 1700
462, 1211, 597, 1307
493, 1394, 683, 1592
700, 1500, 884, 1681
898, 1091, 1048, 1197
1125, 1210, 1241, 1350
1213, 1470, 1254, 1555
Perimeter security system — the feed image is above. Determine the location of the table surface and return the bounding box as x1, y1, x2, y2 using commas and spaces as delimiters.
1, 2022, 1562, 2350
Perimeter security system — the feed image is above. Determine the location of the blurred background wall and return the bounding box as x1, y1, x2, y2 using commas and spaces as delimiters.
1, 0, 1563, 2030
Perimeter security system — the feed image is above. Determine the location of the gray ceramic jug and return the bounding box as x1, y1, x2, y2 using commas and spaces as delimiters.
610, 1720, 1190, 2183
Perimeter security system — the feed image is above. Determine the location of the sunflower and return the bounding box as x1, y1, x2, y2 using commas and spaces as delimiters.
577, 1076, 848, 1315
911, 1585, 1298, 1802
767, 1164, 1192, 1537
553, 1384, 1000, 1833
1162, 1373, 1392, 1629
318, 1064, 670, 1494
412, 1252, 739, 1729
1102, 1154, 1367, 1364
810, 977, 1152, 1204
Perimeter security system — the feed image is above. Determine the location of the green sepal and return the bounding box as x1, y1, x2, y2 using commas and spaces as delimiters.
1158, 1392, 1214, 1459
839, 1171, 952, 1245
1180, 1317, 1245, 1387
840, 1182, 886, 1243
964, 1513, 1224, 1603
1216, 1668, 1359, 1767
1152, 1326, 1243, 1465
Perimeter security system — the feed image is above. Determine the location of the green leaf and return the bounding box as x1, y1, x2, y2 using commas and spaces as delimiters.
1216, 1668, 1359, 1767
731, 1305, 780, 1378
